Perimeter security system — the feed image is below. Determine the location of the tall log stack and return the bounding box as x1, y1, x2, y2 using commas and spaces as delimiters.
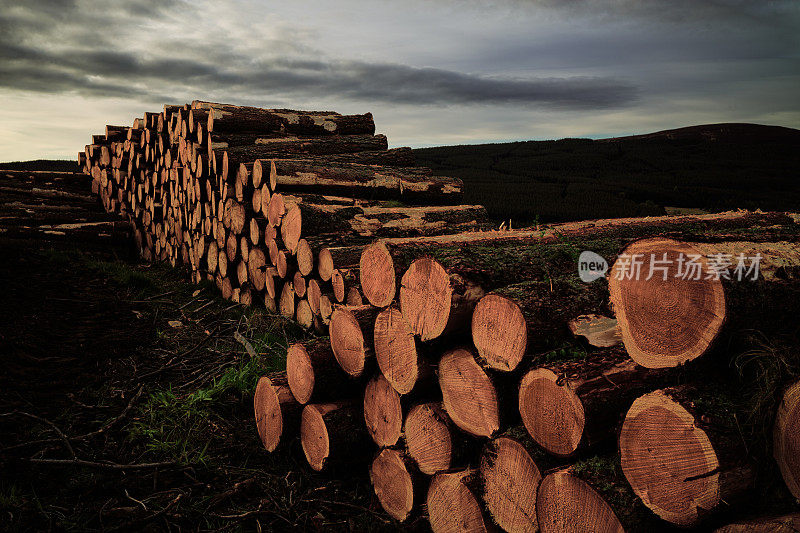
79, 101, 800, 531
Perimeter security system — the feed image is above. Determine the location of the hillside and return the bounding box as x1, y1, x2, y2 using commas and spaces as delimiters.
414, 123, 800, 224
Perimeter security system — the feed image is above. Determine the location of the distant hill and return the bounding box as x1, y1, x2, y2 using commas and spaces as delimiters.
414, 123, 800, 224
0, 160, 78, 172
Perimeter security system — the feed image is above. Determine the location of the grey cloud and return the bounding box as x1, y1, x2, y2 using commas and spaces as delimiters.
0, 6, 638, 109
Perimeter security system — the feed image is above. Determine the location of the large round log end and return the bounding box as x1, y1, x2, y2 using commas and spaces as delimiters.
608, 238, 726, 368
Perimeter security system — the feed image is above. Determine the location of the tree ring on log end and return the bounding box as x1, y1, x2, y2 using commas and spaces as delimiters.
287, 343, 314, 404
536, 470, 624, 533
253, 376, 283, 452
518, 368, 584, 456
405, 403, 452, 475
301, 404, 329, 472
620, 390, 720, 526
370, 448, 414, 522
439, 348, 499, 438
472, 294, 527, 371
400, 257, 452, 341
329, 307, 367, 377
608, 238, 726, 369
480, 436, 542, 533
360, 241, 396, 307
374, 306, 418, 394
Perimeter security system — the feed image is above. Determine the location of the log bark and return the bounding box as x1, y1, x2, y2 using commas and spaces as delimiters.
715, 513, 800, 532
620, 386, 754, 526
203, 103, 376, 135
212, 135, 388, 163
268, 159, 463, 205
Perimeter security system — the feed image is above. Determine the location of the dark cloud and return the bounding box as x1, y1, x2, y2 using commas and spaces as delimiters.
0, 0, 637, 109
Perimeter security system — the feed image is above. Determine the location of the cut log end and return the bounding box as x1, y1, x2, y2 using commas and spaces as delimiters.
472, 294, 527, 372
370, 449, 414, 522
620, 389, 721, 526
399, 257, 452, 341
281, 204, 302, 253
300, 404, 329, 472
360, 241, 396, 307
774, 379, 800, 500
296, 239, 314, 276
374, 306, 418, 395
608, 238, 726, 369
253, 376, 292, 452
287, 343, 315, 405
363, 374, 402, 447
536, 470, 624, 533
480, 436, 542, 533
329, 307, 367, 377
427, 470, 488, 533
438, 348, 499, 438
518, 368, 584, 457
318, 247, 334, 281
404, 403, 452, 475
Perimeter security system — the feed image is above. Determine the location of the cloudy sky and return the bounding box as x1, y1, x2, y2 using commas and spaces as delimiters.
1, 0, 798, 161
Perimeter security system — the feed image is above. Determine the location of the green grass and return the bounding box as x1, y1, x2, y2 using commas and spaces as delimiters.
128, 349, 284, 465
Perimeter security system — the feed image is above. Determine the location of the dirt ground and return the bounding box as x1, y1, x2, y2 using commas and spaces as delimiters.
0, 237, 413, 532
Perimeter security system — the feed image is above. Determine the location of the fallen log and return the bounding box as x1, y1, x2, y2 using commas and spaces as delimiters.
620, 386, 754, 526
202, 102, 376, 136
438, 348, 499, 438
609, 237, 800, 368
518, 349, 670, 457
370, 448, 419, 522
286, 341, 348, 404
217, 135, 389, 167
329, 305, 380, 377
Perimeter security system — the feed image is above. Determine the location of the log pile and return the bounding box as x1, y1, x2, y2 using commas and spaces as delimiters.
80, 101, 486, 311
78, 101, 800, 531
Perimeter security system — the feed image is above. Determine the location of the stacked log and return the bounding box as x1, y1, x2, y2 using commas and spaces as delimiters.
77, 101, 800, 531
251, 214, 799, 531
80, 100, 484, 323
